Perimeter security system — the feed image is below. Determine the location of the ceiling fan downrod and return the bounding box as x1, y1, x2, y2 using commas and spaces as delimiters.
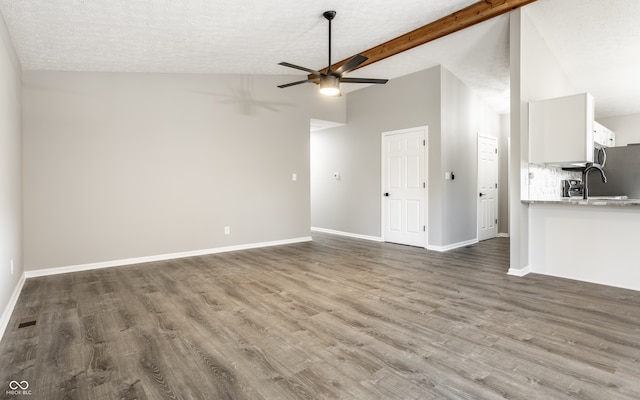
323, 11, 336, 74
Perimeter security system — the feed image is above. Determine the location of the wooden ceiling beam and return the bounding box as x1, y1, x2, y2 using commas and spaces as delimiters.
311, 0, 536, 78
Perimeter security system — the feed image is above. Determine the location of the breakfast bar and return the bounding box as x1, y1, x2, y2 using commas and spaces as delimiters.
523, 200, 640, 292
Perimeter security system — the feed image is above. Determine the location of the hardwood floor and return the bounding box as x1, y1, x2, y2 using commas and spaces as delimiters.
1, 233, 639, 399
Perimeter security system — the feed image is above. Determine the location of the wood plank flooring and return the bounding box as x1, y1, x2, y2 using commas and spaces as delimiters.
1, 233, 640, 399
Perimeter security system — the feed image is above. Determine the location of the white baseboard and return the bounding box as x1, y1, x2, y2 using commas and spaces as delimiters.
312, 228, 483, 252
427, 238, 478, 252
311, 227, 383, 242
0, 272, 26, 342
498, 232, 510, 238
508, 266, 531, 277
24, 236, 313, 279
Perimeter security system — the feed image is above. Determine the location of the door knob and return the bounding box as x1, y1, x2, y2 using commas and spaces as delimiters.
384, 193, 389, 197
479, 193, 485, 197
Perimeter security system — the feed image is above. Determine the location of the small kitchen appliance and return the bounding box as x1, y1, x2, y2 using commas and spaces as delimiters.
562, 179, 584, 198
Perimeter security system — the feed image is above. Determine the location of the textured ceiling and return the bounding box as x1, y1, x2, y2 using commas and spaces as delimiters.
0, 0, 639, 117
0, 0, 477, 73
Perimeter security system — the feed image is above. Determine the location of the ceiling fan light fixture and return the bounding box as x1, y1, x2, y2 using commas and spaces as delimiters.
319, 75, 341, 96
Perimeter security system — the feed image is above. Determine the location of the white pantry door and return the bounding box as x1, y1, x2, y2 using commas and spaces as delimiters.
478, 136, 498, 241
382, 127, 427, 247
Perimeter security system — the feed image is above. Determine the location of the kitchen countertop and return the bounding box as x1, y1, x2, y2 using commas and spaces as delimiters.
523, 197, 640, 206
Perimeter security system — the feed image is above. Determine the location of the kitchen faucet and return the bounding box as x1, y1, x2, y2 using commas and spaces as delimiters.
582, 162, 607, 200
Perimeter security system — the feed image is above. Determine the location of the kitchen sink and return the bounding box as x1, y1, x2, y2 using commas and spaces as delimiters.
587, 195, 628, 200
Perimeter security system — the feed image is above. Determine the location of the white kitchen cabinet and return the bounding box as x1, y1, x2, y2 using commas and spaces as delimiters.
529, 93, 594, 166
608, 129, 616, 147
608, 130, 616, 147
594, 121, 616, 148
593, 121, 605, 148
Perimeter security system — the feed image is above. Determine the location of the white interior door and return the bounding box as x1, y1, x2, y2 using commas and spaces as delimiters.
382, 127, 427, 247
478, 136, 498, 241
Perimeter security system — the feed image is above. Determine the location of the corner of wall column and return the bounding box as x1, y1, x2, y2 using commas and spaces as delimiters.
508, 7, 530, 272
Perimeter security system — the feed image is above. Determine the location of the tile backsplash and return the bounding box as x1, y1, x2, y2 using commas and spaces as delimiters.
528, 164, 581, 200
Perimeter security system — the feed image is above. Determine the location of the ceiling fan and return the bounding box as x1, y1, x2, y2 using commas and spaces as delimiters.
278, 11, 388, 96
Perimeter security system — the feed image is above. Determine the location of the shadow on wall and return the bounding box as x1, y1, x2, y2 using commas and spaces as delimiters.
189, 75, 294, 116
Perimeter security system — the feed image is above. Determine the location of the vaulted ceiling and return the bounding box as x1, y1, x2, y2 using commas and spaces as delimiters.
1, 0, 639, 117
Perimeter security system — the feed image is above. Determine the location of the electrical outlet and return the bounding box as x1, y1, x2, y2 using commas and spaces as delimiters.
224, 226, 230, 235
10, 259, 14, 275
292, 173, 297, 181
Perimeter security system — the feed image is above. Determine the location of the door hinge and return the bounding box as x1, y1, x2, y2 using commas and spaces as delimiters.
495, 183, 498, 188
423, 182, 426, 188
495, 218, 498, 224
423, 139, 426, 146
495, 148, 498, 154
423, 226, 426, 232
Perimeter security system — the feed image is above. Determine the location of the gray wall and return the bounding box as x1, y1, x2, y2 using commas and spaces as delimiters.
312, 65, 500, 248
440, 67, 482, 245
0, 13, 22, 334
22, 71, 345, 271
499, 114, 510, 235
311, 67, 441, 240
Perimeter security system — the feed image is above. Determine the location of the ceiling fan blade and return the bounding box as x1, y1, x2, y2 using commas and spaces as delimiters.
278, 78, 320, 88
339, 77, 389, 84
278, 62, 323, 76
333, 54, 368, 76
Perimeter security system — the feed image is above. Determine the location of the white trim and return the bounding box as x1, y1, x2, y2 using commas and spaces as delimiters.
508, 266, 531, 277
311, 227, 383, 242
498, 232, 510, 238
0, 273, 26, 341
24, 237, 312, 279
427, 238, 479, 252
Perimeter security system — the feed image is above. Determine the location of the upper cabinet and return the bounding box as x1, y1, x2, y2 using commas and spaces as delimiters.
529, 93, 595, 166
593, 121, 616, 148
